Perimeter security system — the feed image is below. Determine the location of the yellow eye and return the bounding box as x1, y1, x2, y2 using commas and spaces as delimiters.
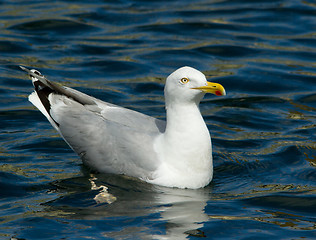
180, 77, 189, 84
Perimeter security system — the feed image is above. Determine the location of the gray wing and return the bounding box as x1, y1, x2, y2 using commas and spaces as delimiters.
65, 86, 166, 134
24, 66, 165, 179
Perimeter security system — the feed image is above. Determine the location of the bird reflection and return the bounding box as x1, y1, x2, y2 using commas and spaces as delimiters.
44, 172, 211, 239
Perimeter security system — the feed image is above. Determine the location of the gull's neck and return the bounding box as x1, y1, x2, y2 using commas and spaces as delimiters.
165, 102, 204, 137
153, 101, 213, 188
163, 101, 211, 155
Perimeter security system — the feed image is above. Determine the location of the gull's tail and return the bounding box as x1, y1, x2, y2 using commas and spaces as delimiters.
21, 66, 97, 131
21, 66, 61, 130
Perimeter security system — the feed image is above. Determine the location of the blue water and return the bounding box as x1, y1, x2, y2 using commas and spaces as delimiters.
1, 0, 315, 239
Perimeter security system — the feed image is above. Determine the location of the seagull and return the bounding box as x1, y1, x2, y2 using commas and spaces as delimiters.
21, 66, 225, 189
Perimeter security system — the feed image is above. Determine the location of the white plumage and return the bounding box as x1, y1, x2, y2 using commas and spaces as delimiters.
22, 66, 226, 189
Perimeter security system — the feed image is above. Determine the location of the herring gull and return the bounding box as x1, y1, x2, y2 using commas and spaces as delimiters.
21, 66, 226, 189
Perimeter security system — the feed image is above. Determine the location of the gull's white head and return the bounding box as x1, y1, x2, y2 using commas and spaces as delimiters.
164, 66, 226, 106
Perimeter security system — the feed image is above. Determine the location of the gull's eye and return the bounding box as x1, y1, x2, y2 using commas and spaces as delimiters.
180, 77, 189, 84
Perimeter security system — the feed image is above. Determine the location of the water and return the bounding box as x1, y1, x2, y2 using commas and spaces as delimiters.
0, 0, 315, 239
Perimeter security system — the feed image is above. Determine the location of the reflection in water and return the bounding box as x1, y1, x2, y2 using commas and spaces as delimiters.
152, 186, 209, 239
89, 175, 117, 204
42, 174, 210, 239
38, 173, 316, 239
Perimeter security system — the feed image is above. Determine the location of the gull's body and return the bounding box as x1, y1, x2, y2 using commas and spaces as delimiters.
22, 66, 225, 189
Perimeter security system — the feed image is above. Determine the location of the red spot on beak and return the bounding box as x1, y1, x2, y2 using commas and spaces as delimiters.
215, 90, 222, 96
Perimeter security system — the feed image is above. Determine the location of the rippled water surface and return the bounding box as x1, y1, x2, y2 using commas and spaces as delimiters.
1, 0, 315, 239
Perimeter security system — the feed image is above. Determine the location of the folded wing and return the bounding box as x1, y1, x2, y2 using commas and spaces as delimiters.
23, 66, 165, 179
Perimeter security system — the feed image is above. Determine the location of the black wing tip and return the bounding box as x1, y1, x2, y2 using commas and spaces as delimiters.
22, 65, 95, 107
22, 66, 60, 127
20, 65, 45, 81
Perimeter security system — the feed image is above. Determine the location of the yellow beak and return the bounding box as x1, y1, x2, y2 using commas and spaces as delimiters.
192, 81, 226, 96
